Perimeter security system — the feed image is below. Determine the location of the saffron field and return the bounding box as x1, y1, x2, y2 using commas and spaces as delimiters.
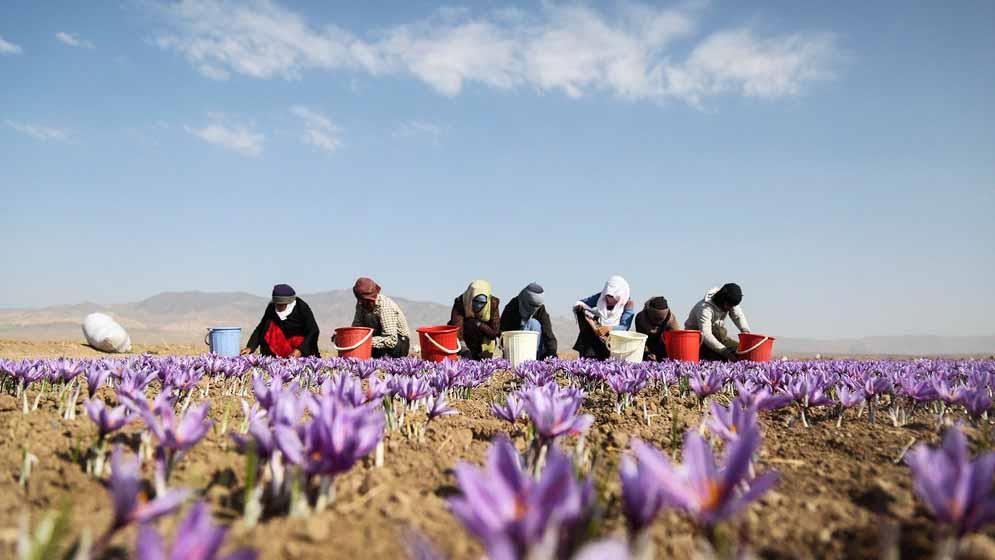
2, 350, 994, 559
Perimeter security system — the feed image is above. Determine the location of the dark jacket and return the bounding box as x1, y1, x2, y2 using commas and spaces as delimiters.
634, 308, 681, 361
448, 296, 500, 359
247, 299, 321, 358
500, 297, 558, 360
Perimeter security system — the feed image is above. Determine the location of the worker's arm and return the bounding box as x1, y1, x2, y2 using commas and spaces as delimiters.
730, 305, 751, 333
245, 307, 270, 351
448, 298, 466, 340
698, 306, 727, 354
537, 306, 558, 359
370, 301, 399, 350
615, 300, 637, 331
300, 302, 320, 351
476, 298, 500, 338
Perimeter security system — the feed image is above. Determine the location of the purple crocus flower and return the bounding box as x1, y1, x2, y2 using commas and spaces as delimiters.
275, 399, 384, 476
957, 387, 993, 419
630, 429, 778, 528
704, 400, 759, 442
906, 426, 995, 536
426, 394, 458, 421
393, 376, 434, 404
448, 436, 593, 560
619, 453, 664, 536
141, 402, 212, 452
85, 398, 133, 439
229, 415, 276, 460
690, 369, 725, 399
108, 447, 188, 529
837, 384, 865, 408
519, 384, 593, 442
733, 380, 792, 412
135, 501, 257, 560
86, 367, 112, 399
490, 395, 524, 424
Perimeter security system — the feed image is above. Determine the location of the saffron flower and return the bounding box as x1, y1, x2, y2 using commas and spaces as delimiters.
630, 429, 778, 528
905, 426, 995, 536
135, 501, 256, 560
426, 394, 458, 421
490, 394, 524, 423
107, 447, 188, 529
519, 384, 593, 442
141, 401, 212, 453
704, 400, 759, 442
85, 398, 133, 439
448, 436, 593, 560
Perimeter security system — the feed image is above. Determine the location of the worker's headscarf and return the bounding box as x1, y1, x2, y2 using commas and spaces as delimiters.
462, 280, 492, 321
595, 275, 630, 327
713, 283, 743, 308
272, 284, 297, 305
642, 297, 671, 328
518, 283, 545, 320
353, 277, 381, 302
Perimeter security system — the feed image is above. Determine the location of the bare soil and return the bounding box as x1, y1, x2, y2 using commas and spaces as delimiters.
1, 342, 994, 559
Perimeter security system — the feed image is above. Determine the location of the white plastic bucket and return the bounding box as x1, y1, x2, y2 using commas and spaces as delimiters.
608, 331, 647, 363
501, 330, 539, 368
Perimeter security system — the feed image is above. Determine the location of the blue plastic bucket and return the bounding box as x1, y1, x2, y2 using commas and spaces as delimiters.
205, 327, 242, 356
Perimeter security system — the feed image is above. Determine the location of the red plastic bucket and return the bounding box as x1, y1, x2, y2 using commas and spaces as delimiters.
417, 326, 461, 362
664, 330, 701, 362
334, 327, 374, 360
737, 333, 775, 362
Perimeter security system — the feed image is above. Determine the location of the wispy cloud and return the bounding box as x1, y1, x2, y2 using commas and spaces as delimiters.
185, 119, 264, 156
393, 120, 446, 142
55, 31, 95, 49
0, 35, 22, 55
153, 0, 840, 105
290, 106, 342, 153
5, 120, 69, 142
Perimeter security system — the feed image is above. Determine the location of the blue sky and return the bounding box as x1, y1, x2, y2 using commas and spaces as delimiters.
1, 1, 993, 339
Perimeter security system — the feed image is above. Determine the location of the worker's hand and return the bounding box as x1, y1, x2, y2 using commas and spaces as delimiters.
330, 334, 336, 344
722, 348, 738, 362
596, 325, 612, 337
646, 353, 657, 362
240, 347, 252, 356
291, 349, 302, 359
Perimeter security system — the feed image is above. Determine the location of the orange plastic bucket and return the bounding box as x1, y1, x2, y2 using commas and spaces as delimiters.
664, 330, 701, 362
334, 327, 374, 360
417, 326, 461, 362
737, 333, 775, 362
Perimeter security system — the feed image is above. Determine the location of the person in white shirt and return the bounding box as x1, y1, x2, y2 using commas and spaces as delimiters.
685, 283, 750, 362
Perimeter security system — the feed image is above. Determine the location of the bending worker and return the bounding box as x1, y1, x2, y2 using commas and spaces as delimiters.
500, 282, 558, 360
243, 284, 320, 358
572, 275, 635, 360
634, 296, 681, 361
349, 277, 411, 358
449, 279, 500, 360
685, 283, 750, 362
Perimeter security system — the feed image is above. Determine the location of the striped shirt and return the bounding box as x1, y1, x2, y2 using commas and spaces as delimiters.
352, 294, 410, 350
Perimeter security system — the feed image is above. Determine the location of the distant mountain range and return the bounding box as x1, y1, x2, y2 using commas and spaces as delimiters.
0, 291, 991, 357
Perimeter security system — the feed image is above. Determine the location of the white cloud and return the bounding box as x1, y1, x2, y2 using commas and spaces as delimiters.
393, 120, 445, 141
153, 0, 840, 105
290, 106, 342, 153
55, 32, 95, 49
185, 121, 264, 156
5, 120, 69, 142
0, 35, 22, 55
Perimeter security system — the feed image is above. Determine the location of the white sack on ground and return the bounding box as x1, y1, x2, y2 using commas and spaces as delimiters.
82, 312, 132, 353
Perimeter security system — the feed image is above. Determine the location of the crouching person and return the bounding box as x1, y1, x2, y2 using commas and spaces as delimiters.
685, 283, 750, 362
634, 296, 680, 361
243, 284, 320, 358
349, 277, 411, 358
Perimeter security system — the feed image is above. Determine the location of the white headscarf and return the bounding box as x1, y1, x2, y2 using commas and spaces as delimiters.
595, 275, 630, 327
275, 299, 296, 321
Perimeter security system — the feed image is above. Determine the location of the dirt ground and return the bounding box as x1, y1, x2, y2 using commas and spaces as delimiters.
1, 342, 994, 559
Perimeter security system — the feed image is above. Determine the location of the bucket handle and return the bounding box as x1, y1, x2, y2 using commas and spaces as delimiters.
333, 329, 374, 352
204, 328, 213, 346
423, 332, 461, 355
736, 336, 769, 355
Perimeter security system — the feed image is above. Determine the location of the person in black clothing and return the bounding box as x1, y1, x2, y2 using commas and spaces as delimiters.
242, 284, 320, 358
500, 283, 558, 360
449, 279, 500, 360
634, 296, 681, 361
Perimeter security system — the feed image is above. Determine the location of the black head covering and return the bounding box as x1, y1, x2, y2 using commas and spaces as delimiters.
715, 283, 743, 307
648, 296, 669, 310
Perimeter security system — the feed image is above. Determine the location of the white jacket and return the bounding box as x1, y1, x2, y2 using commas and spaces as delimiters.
684, 287, 750, 353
